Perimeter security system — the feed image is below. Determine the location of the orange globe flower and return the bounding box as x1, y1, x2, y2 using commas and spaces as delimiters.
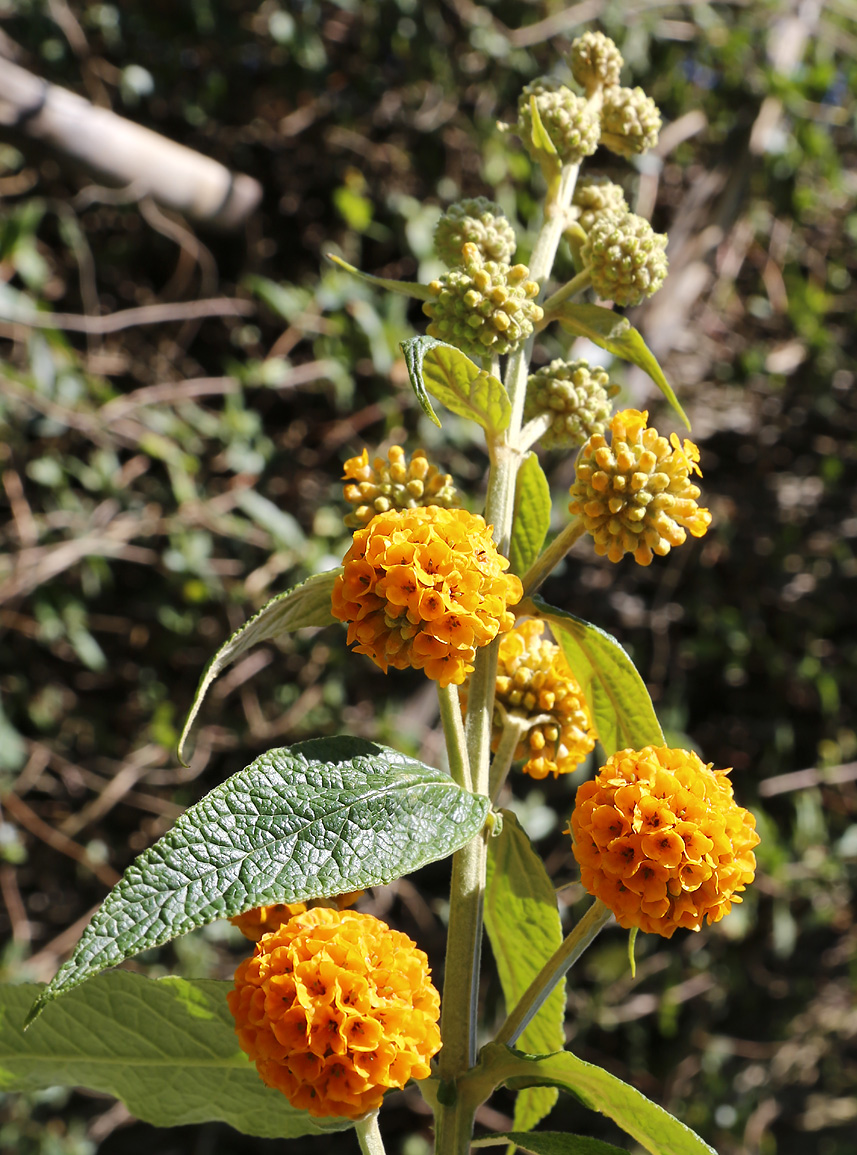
228, 907, 441, 1119
331, 506, 522, 687
569, 746, 759, 938
230, 892, 364, 941
569, 409, 712, 566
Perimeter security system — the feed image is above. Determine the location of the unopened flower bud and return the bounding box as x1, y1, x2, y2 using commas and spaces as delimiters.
570, 175, 629, 233
342, 445, 459, 529
569, 408, 712, 565
524, 359, 620, 449
600, 86, 661, 157
581, 211, 668, 307
434, 197, 517, 267
569, 31, 624, 95
517, 78, 600, 165
423, 243, 542, 360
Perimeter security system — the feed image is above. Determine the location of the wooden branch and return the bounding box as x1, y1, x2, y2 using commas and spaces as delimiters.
0, 55, 262, 228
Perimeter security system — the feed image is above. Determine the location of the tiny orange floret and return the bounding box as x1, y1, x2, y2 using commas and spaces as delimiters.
568, 746, 759, 938
229, 907, 441, 1120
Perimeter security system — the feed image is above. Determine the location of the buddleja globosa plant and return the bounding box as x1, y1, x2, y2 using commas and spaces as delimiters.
4, 31, 759, 1155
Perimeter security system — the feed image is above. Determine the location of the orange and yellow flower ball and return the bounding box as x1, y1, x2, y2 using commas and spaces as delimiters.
569, 409, 712, 565
569, 746, 759, 938
230, 892, 364, 941
228, 907, 441, 1119
331, 506, 522, 687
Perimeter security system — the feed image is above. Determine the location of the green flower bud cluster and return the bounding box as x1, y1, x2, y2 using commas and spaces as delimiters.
524, 359, 620, 449
434, 198, 517, 267
569, 31, 624, 95
517, 78, 600, 166
422, 242, 543, 360
569, 175, 629, 233
600, 85, 662, 158
581, 212, 668, 307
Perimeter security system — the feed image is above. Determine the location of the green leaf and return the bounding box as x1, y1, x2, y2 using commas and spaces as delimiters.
510, 453, 552, 576
29, 737, 490, 1022
529, 96, 558, 157
326, 253, 432, 300
178, 570, 339, 763
555, 303, 690, 430
401, 336, 512, 434
485, 812, 564, 1132
400, 335, 444, 426
535, 599, 664, 757
474, 1132, 629, 1155
471, 1044, 717, 1155
1, 973, 350, 1138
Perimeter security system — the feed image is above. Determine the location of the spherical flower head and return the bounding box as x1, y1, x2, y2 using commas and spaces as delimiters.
422, 243, 542, 360
517, 78, 600, 165
524, 358, 620, 450
600, 86, 661, 158
231, 892, 364, 941
569, 175, 629, 233
331, 506, 522, 687
569, 746, 760, 938
434, 197, 517, 267
342, 445, 459, 529
581, 211, 668, 308
228, 907, 441, 1119
569, 31, 624, 95
474, 618, 595, 779
569, 409, 712, 566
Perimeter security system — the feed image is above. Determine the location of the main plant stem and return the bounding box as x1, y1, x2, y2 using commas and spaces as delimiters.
355, 1111, 386, 1155
435, 161, 582, 1155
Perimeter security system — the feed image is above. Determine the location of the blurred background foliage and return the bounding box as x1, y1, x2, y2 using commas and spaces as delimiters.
0, 1, 856, 1154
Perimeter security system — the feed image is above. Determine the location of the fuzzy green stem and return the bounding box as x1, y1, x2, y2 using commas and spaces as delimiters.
488, 715, 528, 803
540, 268, 592, 318
521, 519, 586, 599
495, 898, 612, 1048
355, 1111, 387, 1155
438, 683, 471, 791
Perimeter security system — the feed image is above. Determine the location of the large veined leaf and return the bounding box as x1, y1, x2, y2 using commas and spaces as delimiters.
178, 569, 339, 762
326, 252, 433, 300
2, 974, 350, 1138
485, 812, 564, 1132
401, 336, 511, 434
536, 599, 664, 757
474, 1133, 629, 1155
468, 1044, 717, 1155
28, 737, 489, 1022
555, 303, 690, 431
510, 452, 552, 576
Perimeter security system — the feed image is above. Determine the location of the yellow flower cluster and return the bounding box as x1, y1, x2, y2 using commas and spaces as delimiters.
230, 892, 364, 941
569, 409, 712, 566
479, 619, 595, 779
331, 506, 522, 687
342, 446, 458, 529
229, 907, 441, 1119
569, 746, 760, 938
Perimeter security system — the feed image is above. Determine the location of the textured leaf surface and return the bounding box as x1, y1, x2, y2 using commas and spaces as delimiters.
327, 253, 432, 300
30, 737, 489, 1021
401, 336, 511, 433
2, 974, 350, 1138
400, 335, 444, 426
537, 599, 664, 757
485, 812, 563, 1132
473, 1044, 717, 1155
510, 452, 552, 576
474, 1132, 629, 1155
556, 303, 690, 430
178, 570, 339, 762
